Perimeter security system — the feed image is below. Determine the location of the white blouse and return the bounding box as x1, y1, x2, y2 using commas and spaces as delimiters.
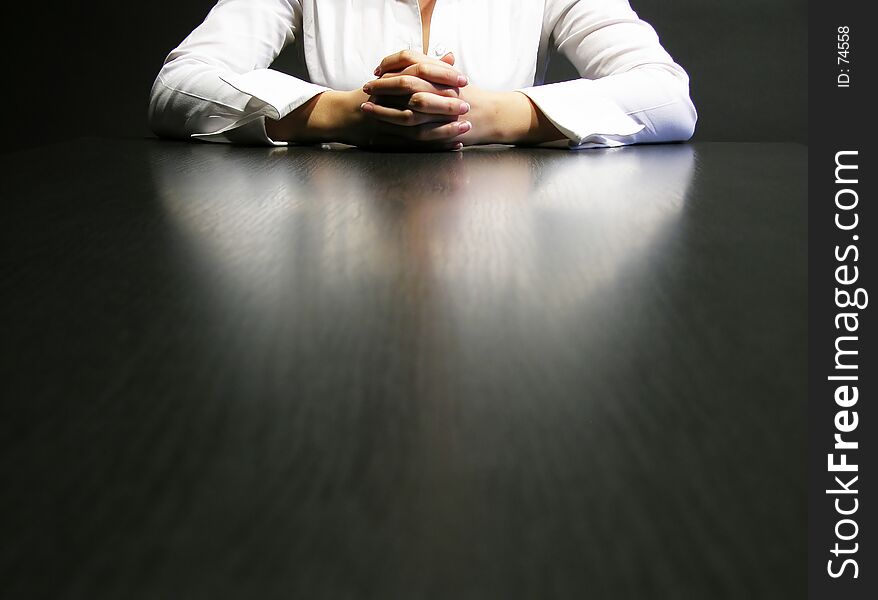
148, 0, 697, 148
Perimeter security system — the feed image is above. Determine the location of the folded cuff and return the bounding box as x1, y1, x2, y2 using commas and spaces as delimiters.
518, 79, 644, 149
220, 69, 330, 120
195, 69, 330, 145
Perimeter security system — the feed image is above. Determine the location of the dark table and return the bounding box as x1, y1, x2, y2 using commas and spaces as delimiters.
1, 139, 807, 599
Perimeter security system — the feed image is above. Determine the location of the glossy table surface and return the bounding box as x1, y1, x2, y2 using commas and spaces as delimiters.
1, 139, 807, 599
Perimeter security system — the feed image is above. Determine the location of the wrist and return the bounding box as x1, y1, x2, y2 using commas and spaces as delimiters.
496, 91, 565, 146
315, 90, 367, 142
490, 91, 524, 144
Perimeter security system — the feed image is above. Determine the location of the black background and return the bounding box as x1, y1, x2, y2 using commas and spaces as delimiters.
2, 0, 806, 151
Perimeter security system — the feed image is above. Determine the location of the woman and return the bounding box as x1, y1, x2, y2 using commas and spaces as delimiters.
148, 0, 696, 150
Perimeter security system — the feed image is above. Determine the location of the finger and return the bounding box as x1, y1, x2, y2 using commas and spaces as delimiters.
360, 101, 459, 126
367, 94, 412, 110
364, 75, 457, 96
407, 93, 470, 116
401, 62, 468, 87
375, 49, 426, 75
374, 75, 461, 98
367, 92, 468, 115
401, 120, 472, 142
374, 49, 454, 76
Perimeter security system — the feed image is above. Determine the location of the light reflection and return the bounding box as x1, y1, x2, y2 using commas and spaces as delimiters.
148, 143, 695, 340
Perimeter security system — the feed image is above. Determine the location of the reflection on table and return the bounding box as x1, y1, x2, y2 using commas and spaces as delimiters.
2, 140, 806, 599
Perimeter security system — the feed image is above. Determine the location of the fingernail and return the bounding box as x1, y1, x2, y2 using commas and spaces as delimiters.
458, 121, 472, 133
360, 102, 373, 112
459, 102, 470, 115
374, 67, 380, 76
453, 142, 463, 150
363, 84, 372, 93
457, 75, 468, 86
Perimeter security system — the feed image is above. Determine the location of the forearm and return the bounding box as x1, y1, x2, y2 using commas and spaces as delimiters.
488, 91, 565, 146
265, 89, 369, 144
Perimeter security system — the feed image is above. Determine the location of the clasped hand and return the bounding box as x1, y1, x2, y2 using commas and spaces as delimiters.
358, 50, 479, 150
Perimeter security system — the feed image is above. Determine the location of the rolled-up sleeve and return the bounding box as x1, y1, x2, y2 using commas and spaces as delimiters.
148, 0, 328, 145
519, 0, 697, 148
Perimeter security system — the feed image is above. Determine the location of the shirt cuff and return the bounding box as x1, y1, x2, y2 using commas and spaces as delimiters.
194, 69, 330, 145
518, 79, 645, 149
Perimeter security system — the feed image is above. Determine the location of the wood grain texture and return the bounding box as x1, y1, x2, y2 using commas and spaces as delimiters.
1, 140, 807, 599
